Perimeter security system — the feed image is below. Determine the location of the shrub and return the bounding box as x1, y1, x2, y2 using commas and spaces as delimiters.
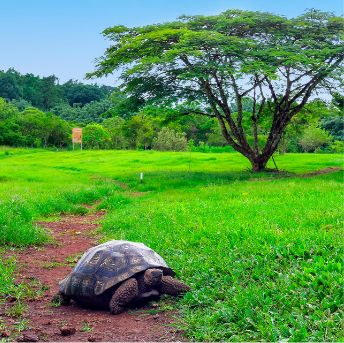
152, 127, 188, 151
102, 117, 128, 149
317, 140, 344, 153
83, 123, 111, 149
298, 126, 332, 152
321, 116, 344, 141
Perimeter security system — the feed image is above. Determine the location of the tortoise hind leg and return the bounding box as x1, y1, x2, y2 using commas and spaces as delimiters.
109, 278, 138, 314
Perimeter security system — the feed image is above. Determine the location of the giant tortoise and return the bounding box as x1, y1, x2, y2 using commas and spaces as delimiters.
54, 240, 190, 314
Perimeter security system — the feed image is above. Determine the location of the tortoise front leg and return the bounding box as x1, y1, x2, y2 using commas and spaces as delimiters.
159, 276, 190, 296
109, 278, 138, 314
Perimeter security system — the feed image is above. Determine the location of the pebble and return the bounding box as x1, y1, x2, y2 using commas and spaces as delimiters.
17, 333, 39, 342
0, 331, 10, 338
60, 326, 76, 336
7, 296, 17, 302
87, 336, 97, 342
152, 314, 159, 319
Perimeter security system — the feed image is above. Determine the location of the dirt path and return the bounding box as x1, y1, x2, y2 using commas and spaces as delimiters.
2, 208, 184, 342
250, 166, 342, 181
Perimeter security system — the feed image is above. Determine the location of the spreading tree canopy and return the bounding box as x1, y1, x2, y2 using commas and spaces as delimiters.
88, 9, 344, 170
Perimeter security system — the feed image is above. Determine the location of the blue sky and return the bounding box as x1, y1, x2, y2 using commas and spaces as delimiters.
1, 0, 342, 85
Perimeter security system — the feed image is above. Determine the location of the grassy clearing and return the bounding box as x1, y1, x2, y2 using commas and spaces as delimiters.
101, 172, 343, 341
0, 147, 343, 341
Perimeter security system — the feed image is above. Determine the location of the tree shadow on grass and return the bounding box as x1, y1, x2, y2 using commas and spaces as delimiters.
113, 167, 342, 193
114, 169, 283, 192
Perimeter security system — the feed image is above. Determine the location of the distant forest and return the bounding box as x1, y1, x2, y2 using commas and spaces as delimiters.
0, 68, 114, 110
0, 68, 343, 153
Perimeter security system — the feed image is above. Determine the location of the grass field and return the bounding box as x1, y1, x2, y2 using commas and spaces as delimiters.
0, 147, 343, 341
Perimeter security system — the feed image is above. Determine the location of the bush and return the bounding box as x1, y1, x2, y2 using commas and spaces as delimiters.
83, 123, 111, 149
321, 116, 344, 141
298, 126, 332, 152
102, 117, 128, 149
152, 127, 188, 151
316, 140, 344, 153
124, 114, 160, 149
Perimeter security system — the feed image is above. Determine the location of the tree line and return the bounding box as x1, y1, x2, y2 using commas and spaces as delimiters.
0, 69, 113, 111
0, 88, 342, 153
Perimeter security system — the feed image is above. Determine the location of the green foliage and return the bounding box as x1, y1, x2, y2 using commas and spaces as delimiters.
11, 98, 31, 111
299, 126, 332, 152
152, 127, 188, 151
0, 102, 71, 148
40, 75, 64, 110
0, 69, 22, 100
327, 141, 344, 153
0, 97, 19, 120
83, 123, 111, 149
321, 116, 344, 141
1, 94, 341, 153
51, 98, 115, 124
0, 69, 113, 111
102, 117, 128, 149
61, 80, 112, 107
124, 114, 160, 149
165, 113, 215, 144
331, 92, 344, 112
206, 122, 228, 147
317, 140, 344, 154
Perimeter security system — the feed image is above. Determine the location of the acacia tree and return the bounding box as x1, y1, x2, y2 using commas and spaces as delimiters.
88, 9, 343, 171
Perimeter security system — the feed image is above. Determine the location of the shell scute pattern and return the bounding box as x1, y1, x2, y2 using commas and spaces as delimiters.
59, 240, 175, 297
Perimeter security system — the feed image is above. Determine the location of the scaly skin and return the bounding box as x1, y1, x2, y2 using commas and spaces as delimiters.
159, 275, 190, 296
109, 278, 139, 314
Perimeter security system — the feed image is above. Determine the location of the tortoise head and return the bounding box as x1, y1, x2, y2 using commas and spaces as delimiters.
144, 268, 163, 286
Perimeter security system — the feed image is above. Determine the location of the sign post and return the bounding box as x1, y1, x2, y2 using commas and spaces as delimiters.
72, 128, 83, 150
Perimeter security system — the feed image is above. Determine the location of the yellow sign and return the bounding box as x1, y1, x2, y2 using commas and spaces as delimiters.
72, 128, 83, 150
72, 128, 82, 144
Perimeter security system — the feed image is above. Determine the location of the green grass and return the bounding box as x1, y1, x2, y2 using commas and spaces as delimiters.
0, 147, 343, 341
0, 257, 47, 317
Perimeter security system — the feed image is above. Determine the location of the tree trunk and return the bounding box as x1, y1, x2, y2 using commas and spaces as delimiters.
250, 156, 268, 172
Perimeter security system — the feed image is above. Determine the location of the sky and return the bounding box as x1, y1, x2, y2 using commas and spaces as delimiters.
1, 0, 343, 86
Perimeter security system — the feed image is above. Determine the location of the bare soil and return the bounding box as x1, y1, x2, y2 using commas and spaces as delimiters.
250, 166, 342, 181
1, 208, 185, 342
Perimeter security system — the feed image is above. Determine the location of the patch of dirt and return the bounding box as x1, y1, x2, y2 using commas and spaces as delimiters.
127, 191, 149, 198
2, 208, 185, 342
250, 166, 342, 181
114, 180, 129, 190
300, 166, 342, 177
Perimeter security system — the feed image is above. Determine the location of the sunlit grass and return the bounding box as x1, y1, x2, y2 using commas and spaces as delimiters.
0, 147, 343, 341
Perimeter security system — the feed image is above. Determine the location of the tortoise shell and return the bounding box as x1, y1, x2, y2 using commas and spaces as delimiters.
59, 240, 175, 297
